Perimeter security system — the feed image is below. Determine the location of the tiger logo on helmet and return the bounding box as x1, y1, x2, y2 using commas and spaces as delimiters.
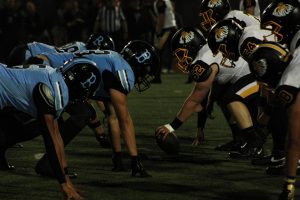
272, 3, 294, 17
208, 0, 222, 8
179, 31, 195, 44
215, 26, 229, 42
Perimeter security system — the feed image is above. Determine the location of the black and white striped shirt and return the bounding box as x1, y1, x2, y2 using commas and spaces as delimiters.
95, 6, 126, 33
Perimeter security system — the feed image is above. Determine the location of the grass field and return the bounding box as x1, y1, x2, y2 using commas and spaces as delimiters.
0, 73, 296, 200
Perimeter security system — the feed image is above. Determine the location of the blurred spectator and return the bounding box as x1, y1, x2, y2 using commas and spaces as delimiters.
93, 0, 128, 51
140, 0, 157, 44
60, 0, 86, 43
79, 0, 104, 40
152, 0, 177, 82
124, 0, 156, 43
239, 0, 260, 18
21, 0, 51, 43
0, 0, 24, 63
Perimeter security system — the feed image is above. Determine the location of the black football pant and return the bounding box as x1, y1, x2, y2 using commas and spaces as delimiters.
0, 107, 40, 150
0, 101, 94, 167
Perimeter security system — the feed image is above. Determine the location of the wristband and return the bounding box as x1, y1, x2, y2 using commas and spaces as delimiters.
170, 117, 183, 130
163, 124, 175, 133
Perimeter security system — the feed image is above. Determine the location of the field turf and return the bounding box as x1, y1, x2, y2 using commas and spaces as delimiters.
0, 73, 296, 200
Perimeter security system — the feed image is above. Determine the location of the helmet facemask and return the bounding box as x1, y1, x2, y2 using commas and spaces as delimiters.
173, 48, 194, 73
199, 9, 217, 33
261, 21, 284, 43
135, 72, 154, 92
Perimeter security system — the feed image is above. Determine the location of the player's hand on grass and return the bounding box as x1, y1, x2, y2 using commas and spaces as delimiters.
191, 128, 204, 146
62, 181, 84, 200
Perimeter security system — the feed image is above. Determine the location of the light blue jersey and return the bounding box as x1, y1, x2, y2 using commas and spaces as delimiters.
42, 50, 135, 98
0, 63, 69, 118
26, 41, 87, 60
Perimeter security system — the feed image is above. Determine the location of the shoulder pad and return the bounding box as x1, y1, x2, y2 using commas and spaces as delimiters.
39, 83, 55, 108
275, 85, 299, 108
189, 60, 212, 82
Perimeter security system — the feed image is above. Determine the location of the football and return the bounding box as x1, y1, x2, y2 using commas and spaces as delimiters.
155, 132, 180, 155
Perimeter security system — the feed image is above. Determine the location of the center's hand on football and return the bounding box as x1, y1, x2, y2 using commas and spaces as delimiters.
155, 125, 172, 140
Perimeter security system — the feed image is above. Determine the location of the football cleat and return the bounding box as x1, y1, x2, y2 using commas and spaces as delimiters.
229, 142, 264, 159
131, 159, 151, 178
0, 150, 14, 170
12, 143, 24, 148
0, 160, 15, 170
278, 183, 295, 200
112, 153, 127, 172
251, 154, 272, 166
95, 133, 112, 149
265, 154, 285, 175
266, 157, 300, 176
35, 156, 77, 179
214, 140, 244, 151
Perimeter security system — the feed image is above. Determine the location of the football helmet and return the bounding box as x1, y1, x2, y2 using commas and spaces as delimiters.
261, 0, 300, 45
62, 58, 101, 101
247, 41, 292, 88
85, 32, 115, 50
120, 40, 159, 92
207, 18, 244, 62
198, 0, 231, 34
171, 27, 206, 73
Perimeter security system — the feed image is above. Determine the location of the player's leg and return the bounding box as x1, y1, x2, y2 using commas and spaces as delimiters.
221, 74, 265, 159
104, 100, 126, 171
0, 107, 41, 170
88, 100, 111, 148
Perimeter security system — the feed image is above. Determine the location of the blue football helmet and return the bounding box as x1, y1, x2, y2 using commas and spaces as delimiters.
120, 40, 160, 92
62, 58, 101, 101
86, 32, 116, 50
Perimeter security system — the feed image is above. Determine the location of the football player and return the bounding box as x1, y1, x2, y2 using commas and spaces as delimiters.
7, 32, 115, 149
7, 32, 116, 67
206, 18, 289, 170
155, 26, 264, 160
194, 0, 261, 151
198, 0, 259, 37
0, 59, 100, 199
247, 41, 298, 200
207, 0, 300, 174
32, 40, 159, 177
